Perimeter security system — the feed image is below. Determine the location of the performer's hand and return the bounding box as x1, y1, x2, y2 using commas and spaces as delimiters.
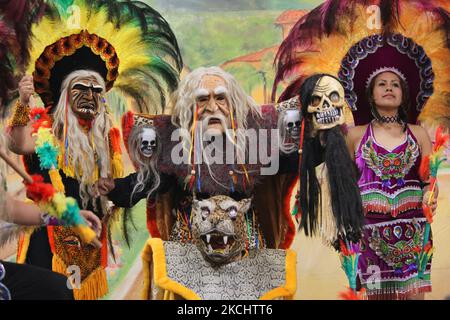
95, 177, 115, 196
80, 210, 102, 238
18, 75, 35, 106
423, 188, 438, 216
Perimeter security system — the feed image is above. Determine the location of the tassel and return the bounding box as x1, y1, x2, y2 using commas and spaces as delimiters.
229, 170, 236, 193
189, 175, 195, 190
49, 168, 65, 193
242, 174, 246, 193
196, 175, 201, 192
185, 170, 196, 190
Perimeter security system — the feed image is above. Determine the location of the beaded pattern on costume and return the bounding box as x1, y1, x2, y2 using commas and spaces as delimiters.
8, 100, 31, 127
52, 226, 101, 281
163, 241, 285, 299
362, 135, 419, 186
360, 186, 422, 217
360, 133, 422, 216
366, 218, 423, 270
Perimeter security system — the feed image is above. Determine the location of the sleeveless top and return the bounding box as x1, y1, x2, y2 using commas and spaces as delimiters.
355, 122, 423, 218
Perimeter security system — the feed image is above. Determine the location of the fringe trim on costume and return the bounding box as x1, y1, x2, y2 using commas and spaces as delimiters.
16, 228, 35, 263
52, 254, 108, 300
363, 284, 431, 300
361, 278, 431, 300
361, 189, 422, 217
109, 128, 123, 179
363, 217, 426, 229
111, 152, 123, 179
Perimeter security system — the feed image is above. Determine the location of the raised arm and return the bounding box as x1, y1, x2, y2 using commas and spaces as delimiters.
8, 75, 37, 155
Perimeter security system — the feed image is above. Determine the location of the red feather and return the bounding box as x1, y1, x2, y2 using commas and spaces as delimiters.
121, 111, 135, 153
109, 127, 122, 154
339, 287, 366, 300
30, 107, 52, 133
340, 239, 350, 256
419, 155, 430, 182
422, 203, 433, 224
25, 174, 55, 202
433, 126, 450, 152
146, 200, 161, 238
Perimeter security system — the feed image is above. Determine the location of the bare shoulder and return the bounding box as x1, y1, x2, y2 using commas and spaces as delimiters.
408, 124, 431, 142
347, 124, 368, 141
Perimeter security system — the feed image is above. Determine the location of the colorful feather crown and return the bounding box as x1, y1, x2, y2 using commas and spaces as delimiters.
28, 0, 183, 113
273, 0, 450, 128
33, 30, 120, 106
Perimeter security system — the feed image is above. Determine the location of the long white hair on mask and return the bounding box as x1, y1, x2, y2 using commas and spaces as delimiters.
52, 70, 112, 210
128, 125, 161, 206
171, 67, 261, 168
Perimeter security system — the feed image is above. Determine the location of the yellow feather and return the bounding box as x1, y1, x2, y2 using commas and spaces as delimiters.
28, 3, 150, 82
285, 2, 449, 128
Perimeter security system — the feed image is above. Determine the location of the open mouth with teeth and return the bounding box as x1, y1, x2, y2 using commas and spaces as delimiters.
78, 102, 97, 115
314, 108, 342, 124
200, 231, 236, 256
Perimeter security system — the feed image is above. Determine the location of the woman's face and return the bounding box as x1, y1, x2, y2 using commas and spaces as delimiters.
372, 72, 403, 110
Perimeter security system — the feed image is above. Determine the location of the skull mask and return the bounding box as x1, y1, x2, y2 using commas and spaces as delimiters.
307, 76, 345, 130
140, 127, 157, 158
284, 109, 301, 139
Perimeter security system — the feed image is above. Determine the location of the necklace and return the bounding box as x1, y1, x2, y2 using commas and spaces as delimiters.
375, 114, 402, 124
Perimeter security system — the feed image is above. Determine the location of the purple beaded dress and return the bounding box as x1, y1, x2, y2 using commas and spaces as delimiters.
355, 122, 431, 299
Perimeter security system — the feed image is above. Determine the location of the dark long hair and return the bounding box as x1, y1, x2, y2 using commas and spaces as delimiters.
366, 72, 410, 131
299, 74, 364, 241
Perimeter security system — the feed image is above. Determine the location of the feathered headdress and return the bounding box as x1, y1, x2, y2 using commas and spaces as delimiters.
273, 0, 449, 128
28, 0, 183, 113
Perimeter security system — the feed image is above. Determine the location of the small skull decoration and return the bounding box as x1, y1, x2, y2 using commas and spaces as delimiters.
308, 76, 345, 130
140, 127, 157, 158
284, 109, 301, 140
